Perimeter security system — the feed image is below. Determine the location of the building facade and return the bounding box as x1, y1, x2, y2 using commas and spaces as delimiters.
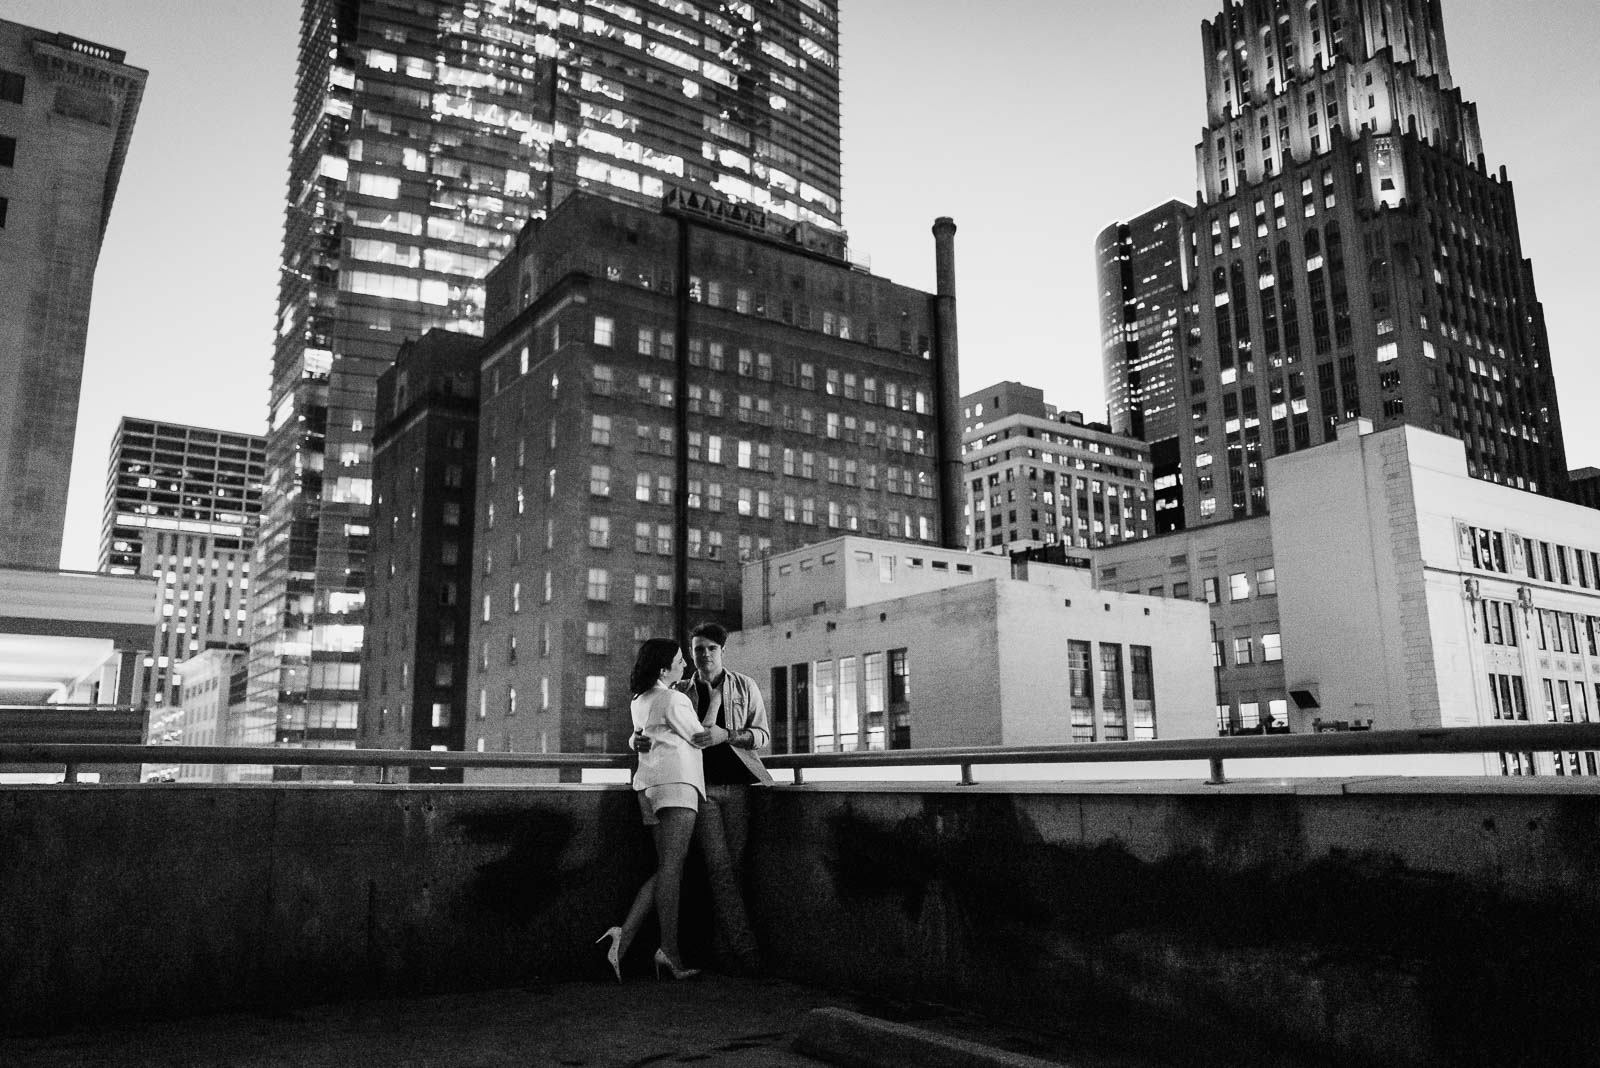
1093, 516, 1286, 735
1099, 420, 1600, 776
252, 0, 847, 751
462, 190, 959, 757
361, 330, 480, 777
1096, 200, 1193, 447
732, 536, 1214, 752
961, 381, 1152, 553
99, 418, 264, 714
170, 647, 252, 783
1104, 0, 1568, 534
0, 21, 145, 568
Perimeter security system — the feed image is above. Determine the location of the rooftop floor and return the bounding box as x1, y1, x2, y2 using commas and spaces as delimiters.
0, 973, 1320, 1068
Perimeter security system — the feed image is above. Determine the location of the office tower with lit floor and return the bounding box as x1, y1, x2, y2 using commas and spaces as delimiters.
1107, 0, 1568, 529
254, 0, 846, 750
100, 418, 266, 715
0, 21, 144, 568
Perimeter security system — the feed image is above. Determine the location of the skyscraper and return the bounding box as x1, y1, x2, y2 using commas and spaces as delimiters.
254, 0, 845, 748
100, 418, 265, 712
1096, 201, 1192, 446
0, 22, 145, 568
1103, 0, 1568, 528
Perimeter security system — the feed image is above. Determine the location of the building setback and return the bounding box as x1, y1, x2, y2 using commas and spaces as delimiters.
462, 190, 959, 758
0, 21, 145, 568
961, 380, 1152, 553
731, 536, 1214, 752
361, 330, 480, 777
1103, 0, 1568, 533
99, 418, 265, 714
253, 0, 848, 752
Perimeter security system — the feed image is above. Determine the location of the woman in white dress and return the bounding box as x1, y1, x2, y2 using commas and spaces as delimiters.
596, 637, 703, 980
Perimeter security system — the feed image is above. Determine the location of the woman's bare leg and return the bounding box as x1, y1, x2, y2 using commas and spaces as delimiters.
652, 806, 697, 964
617, 874, 655, 960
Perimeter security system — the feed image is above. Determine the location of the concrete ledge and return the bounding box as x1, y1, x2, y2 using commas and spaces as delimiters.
794, 1007, 1065, 1068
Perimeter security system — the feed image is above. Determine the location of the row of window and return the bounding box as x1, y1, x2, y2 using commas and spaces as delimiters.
1067, 642, 1157, 742
1216, 698, 1290, 734
581, 318, 932, 410
767, 652, 911, 754
1462, 526, 1600, 590
1212, 631, 1283, 668
1487, 672, 1599, 725
0, 69, 19, 233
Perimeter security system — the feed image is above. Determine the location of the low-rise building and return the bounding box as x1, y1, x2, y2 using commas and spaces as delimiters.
732, 536, 1213, 752
1097, 420, 1600, 776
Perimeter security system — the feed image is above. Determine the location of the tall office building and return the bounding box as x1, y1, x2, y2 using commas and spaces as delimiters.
1104, 0, 1568, 529
960, 381, 1152, 553
0, 22, 145, 568
100, 418, 266, 711
1096, 201, 1193, 446
450, 190, 958, 758
254, 0, 846, 748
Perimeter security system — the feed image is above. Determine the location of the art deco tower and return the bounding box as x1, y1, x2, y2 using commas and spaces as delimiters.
252, 0, 843, 749
1128, 0, 1566, 527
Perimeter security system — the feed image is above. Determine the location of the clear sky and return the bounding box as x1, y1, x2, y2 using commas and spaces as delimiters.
7, 0, 1594, 571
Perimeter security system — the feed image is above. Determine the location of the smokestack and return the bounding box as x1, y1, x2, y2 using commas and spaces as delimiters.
931, 218, 963, 549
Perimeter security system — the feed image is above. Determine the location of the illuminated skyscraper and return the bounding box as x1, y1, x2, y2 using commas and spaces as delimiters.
1096, 201, 1192, 446
0, 21, 144, 568
1104, 0, 1567, 530
252, 0, 844, 750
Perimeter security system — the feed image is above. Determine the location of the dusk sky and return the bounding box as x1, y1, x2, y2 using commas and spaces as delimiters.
6, 0, 1594, 571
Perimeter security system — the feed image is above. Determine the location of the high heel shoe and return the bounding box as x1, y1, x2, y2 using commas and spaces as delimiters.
595, 927, 623, 982
653, 948, 699, 981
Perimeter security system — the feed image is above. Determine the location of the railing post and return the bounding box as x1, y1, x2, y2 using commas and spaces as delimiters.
792, 767, 804, 785
1207, 757, 1226, 785
63, 763, 79, 784
960, 763, 975, 785
379, 765, 396, 785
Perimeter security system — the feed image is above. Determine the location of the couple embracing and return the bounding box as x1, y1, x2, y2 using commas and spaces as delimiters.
597, 621, 772, 980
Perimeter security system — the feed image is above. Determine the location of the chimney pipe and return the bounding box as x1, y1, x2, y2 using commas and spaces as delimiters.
931, 218, 963, 549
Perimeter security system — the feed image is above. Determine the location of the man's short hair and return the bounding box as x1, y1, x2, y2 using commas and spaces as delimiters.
690, 621, 729, 646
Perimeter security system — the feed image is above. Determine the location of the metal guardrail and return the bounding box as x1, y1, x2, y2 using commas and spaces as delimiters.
5, 722, 1600, 785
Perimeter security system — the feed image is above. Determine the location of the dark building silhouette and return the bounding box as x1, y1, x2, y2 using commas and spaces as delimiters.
252, 0, 848, 750
362, 330, 480, 778
463, 190, 958, 757
1103, 0, 1568, 529
0, 21, 145, 568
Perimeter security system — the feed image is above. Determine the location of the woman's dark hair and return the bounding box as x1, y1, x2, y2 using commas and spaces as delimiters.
629, 637, 682, 697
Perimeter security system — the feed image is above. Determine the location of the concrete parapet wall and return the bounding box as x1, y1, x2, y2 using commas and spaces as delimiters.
0, 784, 652, 1032
748, 780, 1600, 1067
2, 779, 1598, 1065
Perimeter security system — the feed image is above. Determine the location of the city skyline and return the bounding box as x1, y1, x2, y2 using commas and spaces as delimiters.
6, 0, 1593, 571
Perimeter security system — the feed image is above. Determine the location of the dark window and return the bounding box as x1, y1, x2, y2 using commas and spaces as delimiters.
0, 196, 8, 229
0, 136, 13, 168
0, 70, 24, 105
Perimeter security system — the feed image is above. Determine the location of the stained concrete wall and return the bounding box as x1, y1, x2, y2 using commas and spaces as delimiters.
3, 780, 1598, 1066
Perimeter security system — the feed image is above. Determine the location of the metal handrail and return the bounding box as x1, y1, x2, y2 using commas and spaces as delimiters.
5, 721, 1600, 785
